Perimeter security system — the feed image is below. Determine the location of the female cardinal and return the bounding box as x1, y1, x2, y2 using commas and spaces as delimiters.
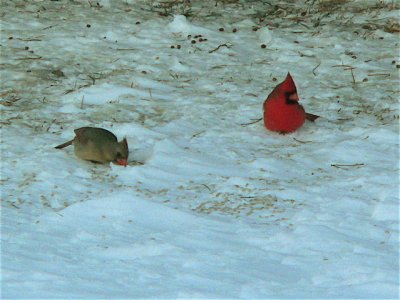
55, 127, 129, 166
263, 73, 319, 134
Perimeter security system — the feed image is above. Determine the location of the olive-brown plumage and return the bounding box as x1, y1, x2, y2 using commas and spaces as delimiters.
55, 127, 129, 166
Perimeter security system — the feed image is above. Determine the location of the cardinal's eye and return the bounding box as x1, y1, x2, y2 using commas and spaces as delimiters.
116, 152, 122, 158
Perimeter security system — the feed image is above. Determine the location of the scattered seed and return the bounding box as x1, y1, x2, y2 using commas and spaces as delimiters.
232, 28, 237, 33
272, 77, 277, 81
25, 46, 29, 50
261, 44, 266, 48
392, 60, 396, 64
219, 27, 224, 32
86, 24, 91, 28
135, 21, 141, 25
191, 40, 196, 44
141, 70, 147, 74
8, 36, 13, 40
171, 45, 175, 48
252, 27, 258, 31
362, 78, 368, 82
177, 44, 181, 49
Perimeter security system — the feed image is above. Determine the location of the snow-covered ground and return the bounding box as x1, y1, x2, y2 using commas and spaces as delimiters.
1, 0, 399, 298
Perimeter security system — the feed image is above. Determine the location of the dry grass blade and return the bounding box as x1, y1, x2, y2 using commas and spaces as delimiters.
240, 118, 262, 126
331, 163, 365, 168
209, 43, 232, 53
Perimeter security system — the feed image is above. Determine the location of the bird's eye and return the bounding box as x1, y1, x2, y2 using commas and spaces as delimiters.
116, 152, 122, 158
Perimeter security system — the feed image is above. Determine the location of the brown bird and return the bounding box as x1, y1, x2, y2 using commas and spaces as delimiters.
55, 127, 129, 166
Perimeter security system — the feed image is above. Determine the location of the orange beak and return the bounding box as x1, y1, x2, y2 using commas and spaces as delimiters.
288, 92, 299, 101
116, 159, 128, 167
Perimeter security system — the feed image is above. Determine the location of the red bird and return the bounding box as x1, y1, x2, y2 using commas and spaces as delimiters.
263, 73, 319, 134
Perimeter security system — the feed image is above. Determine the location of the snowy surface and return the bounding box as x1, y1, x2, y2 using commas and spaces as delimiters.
1, 0, 399, 298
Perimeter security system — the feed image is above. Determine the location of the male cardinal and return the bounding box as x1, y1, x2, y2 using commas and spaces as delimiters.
263, 73, 319, 134
55, 127, 129, 166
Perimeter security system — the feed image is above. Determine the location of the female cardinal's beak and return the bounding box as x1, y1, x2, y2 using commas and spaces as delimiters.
116, 159, 128, 167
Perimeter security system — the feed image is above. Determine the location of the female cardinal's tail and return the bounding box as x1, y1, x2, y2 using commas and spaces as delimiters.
55, 140, 73, 149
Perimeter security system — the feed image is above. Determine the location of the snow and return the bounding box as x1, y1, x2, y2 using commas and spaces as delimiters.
1, 0, 399, 298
